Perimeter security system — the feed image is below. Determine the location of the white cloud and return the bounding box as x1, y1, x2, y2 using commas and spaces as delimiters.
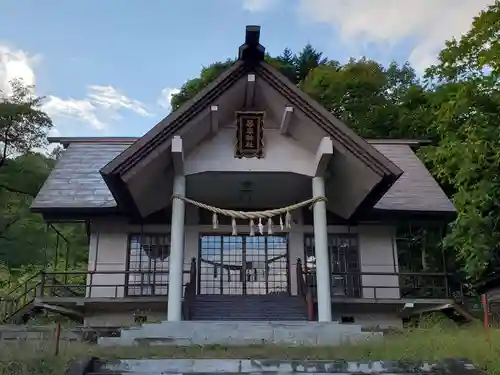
43, 85, 151, 130
87, 85, 150, 117
298, 0, 495, 72
0, 44, 151, 131
0, 45, 39, 95
242, 0, 279, 12
157, 87, 180, 112
43, 95, 106, 130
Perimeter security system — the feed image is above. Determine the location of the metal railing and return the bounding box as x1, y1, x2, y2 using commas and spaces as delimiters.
182, 258, 197, 320
0, 267, 192, 324
304, 270, 463, 300
296, 258, 314, 320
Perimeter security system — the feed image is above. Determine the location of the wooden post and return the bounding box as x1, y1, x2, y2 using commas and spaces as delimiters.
482, 294, 491, 348
54, 323, 61, 356
39, 271, 45, 297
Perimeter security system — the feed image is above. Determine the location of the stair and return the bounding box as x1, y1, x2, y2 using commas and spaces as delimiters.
192, 294, 308, 321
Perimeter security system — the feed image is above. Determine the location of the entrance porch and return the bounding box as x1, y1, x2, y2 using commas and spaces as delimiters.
165, 167, 334, 322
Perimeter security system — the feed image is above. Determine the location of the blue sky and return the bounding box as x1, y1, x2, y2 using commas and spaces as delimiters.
0, 0, 492, 142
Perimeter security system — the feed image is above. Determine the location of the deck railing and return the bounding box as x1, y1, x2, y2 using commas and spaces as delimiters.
0, 267, 192, 324
296, 258, 314, 320
303, 270, 462, 300
0, 265, 468, 323
181, 258, 197, 320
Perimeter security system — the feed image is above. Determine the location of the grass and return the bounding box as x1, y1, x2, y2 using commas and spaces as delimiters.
1, 322, 499, 375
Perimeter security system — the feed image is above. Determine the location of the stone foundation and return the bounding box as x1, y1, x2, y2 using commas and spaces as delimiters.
98, 321, 382, 346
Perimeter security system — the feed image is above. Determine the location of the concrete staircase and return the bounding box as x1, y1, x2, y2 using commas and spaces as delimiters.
192, 294, 308, 321
98, 321, 381, 346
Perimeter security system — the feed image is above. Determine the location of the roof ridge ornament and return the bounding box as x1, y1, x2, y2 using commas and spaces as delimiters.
238, 25, 265, 63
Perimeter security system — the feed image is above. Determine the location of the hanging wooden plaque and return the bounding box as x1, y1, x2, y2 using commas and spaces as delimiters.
235, 111, 265, 158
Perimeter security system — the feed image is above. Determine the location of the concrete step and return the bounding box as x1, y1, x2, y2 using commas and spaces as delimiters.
86, 358, 482, 375
98, 321, 381, 346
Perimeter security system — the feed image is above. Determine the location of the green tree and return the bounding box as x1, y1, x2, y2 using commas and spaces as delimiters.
295, 44, 328, 83
301, 58, 430, 138
0, 80, 87, 281
422, 1, 500, 279
171, 60, 235, 111
269, 47, 297, 83
0, 79, 52, 170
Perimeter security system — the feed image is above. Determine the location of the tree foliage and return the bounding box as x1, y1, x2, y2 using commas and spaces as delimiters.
0, 79, 52, 167
0, 80, 87, 295
421, 1, 500, 279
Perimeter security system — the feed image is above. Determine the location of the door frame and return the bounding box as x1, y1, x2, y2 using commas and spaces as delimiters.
197, 233, 290, 295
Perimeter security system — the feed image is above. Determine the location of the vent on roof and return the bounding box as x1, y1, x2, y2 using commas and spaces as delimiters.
238, 25, 265, 63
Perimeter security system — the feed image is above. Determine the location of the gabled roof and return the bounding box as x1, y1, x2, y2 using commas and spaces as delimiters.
99, 26, 402, 217
31, 138, 455, 218
100, 58, 401, 179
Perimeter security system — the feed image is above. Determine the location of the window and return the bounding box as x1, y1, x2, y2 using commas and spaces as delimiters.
127, 234, 170, 296
303, 233, 361, 298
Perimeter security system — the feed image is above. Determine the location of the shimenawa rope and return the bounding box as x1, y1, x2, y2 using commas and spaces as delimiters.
171, 194, 327, 236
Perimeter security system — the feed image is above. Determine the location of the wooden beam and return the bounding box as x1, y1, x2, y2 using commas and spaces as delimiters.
210, 105, 219, 134
315, 137, 334, 177
171, 135, 184, 175
279, 106, 294, 135
245, 73, 256, 107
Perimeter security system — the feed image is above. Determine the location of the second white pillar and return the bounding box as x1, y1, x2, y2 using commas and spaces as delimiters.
312, 176, 332, 322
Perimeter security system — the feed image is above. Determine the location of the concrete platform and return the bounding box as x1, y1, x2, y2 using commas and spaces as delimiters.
98, 321, 382, 346
82, 358, 484, 375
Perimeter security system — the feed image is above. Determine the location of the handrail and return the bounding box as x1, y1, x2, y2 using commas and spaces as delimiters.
296, 258, 314, 320
2, 272, 41, 297
301, 269, 464, 300
182, 257, 197, 320
0, 272, 43, 324
0, 267, 194, 324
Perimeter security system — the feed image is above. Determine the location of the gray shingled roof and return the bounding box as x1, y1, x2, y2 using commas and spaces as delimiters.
31, 143, 129, 209
373, 144, 455, 212
31, 141, 455, 213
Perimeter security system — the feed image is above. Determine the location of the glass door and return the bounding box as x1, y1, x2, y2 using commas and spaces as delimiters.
198, 234, 289, 295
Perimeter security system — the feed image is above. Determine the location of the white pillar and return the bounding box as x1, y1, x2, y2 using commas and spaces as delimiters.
312, 176, 332, 322
167, 174, 186, 321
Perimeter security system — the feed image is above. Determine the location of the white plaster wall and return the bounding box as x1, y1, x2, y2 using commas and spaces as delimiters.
87, 221, 128, 298
184, 128, 317, 176
358, 225, 399, 299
